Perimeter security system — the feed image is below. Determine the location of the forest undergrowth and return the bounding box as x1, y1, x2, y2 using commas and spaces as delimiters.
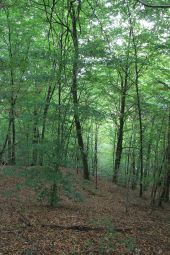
0, 166, 169, 255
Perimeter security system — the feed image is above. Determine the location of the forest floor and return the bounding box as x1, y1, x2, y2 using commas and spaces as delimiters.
0, 166, 169, 255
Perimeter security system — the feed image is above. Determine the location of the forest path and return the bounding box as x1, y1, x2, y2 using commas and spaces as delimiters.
0, 166, 169, 255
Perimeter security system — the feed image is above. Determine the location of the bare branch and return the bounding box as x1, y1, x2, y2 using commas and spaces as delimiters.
138, 0, 170, 8
158, 80, 170, 89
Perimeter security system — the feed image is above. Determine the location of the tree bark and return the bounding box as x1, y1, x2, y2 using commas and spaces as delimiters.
7, 10, 16, 165
32, 108, 39, 165
113, 73, 128, 182
159, 108, 170, 204
130, 17, 144, 197
94, 123, 99, 189
70, 1, 89, 180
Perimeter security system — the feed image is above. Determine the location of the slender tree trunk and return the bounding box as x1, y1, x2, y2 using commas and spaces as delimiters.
135, 75, 144, 197
144, 117, 155, 189
39, 85, 55, 165
7, 10, 16, 165
131, 150, 137, 190
0, 119, 12, 163
159, 108, 170, 204
8, 129, 12, 164
165, 109, 170, 201
150, 120, 165, 205
32, 108, 39, 165
126, 131, 133, 177
70, 2, 89, 180
113, 74, 128, 182
112, 126, 117, 176
151, 150, 166, 206
131, 129, 137, 190
11, 106, 16, 164
74, 136, 79, 174
63, 119, 74, 160
41, 86, 53, 142
89, 122, 93, 175
113, 26, 132, 183
131, 26, 144, 197
56, 33, 64, 166
94, 123, 99, 189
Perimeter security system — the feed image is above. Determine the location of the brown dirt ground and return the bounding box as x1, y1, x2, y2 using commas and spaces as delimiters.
0, 166, 169, 255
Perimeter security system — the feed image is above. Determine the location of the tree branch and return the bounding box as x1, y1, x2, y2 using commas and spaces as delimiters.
138, 0, 170, 8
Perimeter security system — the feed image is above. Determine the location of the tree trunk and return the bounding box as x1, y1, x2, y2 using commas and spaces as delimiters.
135, 77, 144, 197
113, 26, 132, 183
8, 129, 12, 164
7, 10, 16, 165
32, 108, 39, 165
113, 74, 128, 183
144, 117, 155, 189
11, 106, 16, 164
131, 24, 144, 197
94, 123, 99, 189
70, 2, 89, 180
0, 119, 12, 163
159, 108, 170, 204
112, 126, 117, 176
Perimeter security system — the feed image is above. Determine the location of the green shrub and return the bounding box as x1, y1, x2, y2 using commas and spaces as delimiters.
2, 166, 84, 207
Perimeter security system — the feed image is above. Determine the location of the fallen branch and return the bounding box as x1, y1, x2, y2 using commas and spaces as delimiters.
41, 224, 105, 231
40, 224, 135, 232
14, 209, 146, 233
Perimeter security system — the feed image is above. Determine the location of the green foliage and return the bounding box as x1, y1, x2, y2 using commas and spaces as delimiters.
1, 166, 19, 176
23, 168, 84, 206
0, 0, 169, 200
1, 166, 84, 207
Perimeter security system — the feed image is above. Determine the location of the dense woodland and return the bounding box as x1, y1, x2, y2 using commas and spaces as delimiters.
0, 0, 170, 254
